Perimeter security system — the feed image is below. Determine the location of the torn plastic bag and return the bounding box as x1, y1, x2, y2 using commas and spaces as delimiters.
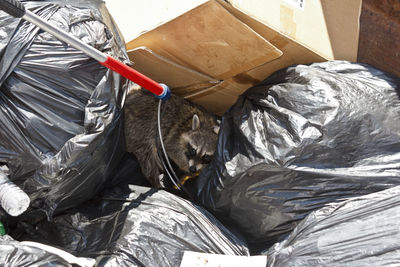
196, 61, 400, 251
266, 186, 400, 266
19, 183, 249, 267
0, 0, 128, 216
0, 234, 95, 267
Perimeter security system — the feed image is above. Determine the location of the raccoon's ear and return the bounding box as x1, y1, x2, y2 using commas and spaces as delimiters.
192, 114, 200, 130
213, 125, 220, 135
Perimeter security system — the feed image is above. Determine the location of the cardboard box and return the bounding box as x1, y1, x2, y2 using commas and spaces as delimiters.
126, 1, 282, 80
227, 0, 362, 61
105, 0, 362, 115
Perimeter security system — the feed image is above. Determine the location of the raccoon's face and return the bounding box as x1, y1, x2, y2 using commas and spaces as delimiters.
178, 114, 220, 175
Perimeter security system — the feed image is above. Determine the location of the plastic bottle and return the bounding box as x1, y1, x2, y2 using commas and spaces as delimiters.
0, 171, 30, 216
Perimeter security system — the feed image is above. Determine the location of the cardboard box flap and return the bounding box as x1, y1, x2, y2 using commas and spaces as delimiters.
227, 0, 362, 61
218, 0, 325, 86
128, 47, 220, 95
126, 0, 283, 80
187, 80, 243, 115
105, 0, 209, 41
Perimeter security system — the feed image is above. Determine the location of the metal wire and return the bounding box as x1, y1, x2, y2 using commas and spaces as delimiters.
157, 99, 181, 190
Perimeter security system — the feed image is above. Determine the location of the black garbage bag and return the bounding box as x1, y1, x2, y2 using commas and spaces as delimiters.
19, 183, 249, 267
266, 186, 400, 266
196, 61, 400, 251
0, 234, 95, 266
0, 0, 128, 217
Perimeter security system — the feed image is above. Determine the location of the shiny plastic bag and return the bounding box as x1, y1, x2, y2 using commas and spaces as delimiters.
20, 182, 249, 267
266, 186, 400, 266
0, 0, 129, 217
0, 234, 95, 267
196, 61, 400, 251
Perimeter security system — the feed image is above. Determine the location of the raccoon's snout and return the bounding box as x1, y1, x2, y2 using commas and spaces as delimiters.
189, 166, 197, 173
188, 158, 204, 174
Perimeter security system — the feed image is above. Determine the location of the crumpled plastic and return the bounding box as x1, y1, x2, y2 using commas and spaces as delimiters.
19, 182, 249, 267
266, 186, 400, 266
0, 0, 129, 217
196, 61, 400, 251
0, 234, 76, 267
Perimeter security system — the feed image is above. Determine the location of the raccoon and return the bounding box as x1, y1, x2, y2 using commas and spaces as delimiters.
124, 88, 220, 188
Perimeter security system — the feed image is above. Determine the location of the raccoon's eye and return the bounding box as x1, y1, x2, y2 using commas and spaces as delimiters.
188, 145, 197, 156
202, 154, 212, 164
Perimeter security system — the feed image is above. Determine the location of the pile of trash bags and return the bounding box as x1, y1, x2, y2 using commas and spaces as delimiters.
0, 0, 127, 216
1, 0, 400, 266
196, 60, 400, 251
18, 182, 250, 267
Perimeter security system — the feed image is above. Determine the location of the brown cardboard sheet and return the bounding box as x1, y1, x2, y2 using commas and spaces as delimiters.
126, 1, 283, 80
128, 47, 220, 95
187, 80, 243, 115
220, 0, 326, 89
